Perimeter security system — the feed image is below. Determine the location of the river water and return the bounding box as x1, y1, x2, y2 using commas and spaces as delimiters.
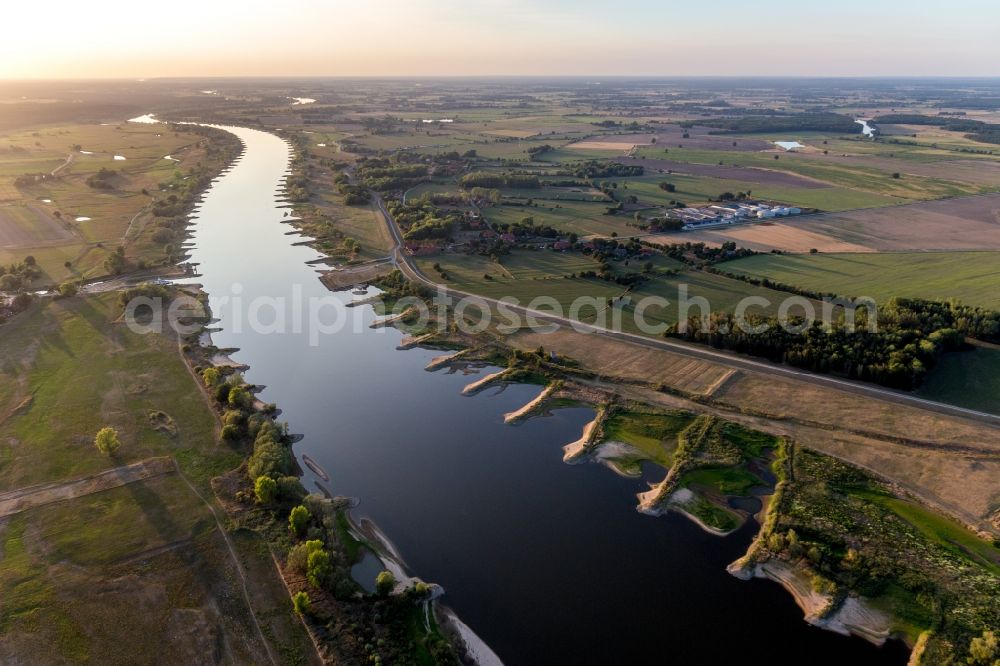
181, 125, 908, 665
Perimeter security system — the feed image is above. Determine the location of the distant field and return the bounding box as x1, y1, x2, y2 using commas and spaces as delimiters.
722, 251, 1000, 308
677, 193, 1000, 253
624, 173, 902, 212
632, 146, 983, 200
0, 122, 216, 283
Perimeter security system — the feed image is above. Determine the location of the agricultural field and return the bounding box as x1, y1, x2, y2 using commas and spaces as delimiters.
0, 292, 312, 662
632, 146, 984, 200
678, 193, 1000, 253
721, 251, 1000, 309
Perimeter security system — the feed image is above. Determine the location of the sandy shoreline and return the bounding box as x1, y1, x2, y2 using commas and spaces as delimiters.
503, 382, 557, 423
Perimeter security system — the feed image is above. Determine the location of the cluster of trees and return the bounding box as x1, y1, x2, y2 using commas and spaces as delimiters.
103, 246, 128, 275
669, 302, 970, 390
387, 200, 459, 241
571, 161, 644, 179
459, 171, 541, 189
688, 113, 861, 134
357, 159, 431, 192
0, 257, 40, 292
13, 172, 53, 187
722, 266, 1000, 345
332, 175, 370, 205
527, 144, 554, 156
494, 215, 562, 239
659, 241, 756, 265
85, 167, 117, 190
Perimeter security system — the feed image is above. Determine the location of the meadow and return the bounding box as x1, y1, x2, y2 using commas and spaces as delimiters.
0, 293, 311, 662
0, 122, 222, 284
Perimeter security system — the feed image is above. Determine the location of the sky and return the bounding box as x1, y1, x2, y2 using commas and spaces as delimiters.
2, 0, 999, 79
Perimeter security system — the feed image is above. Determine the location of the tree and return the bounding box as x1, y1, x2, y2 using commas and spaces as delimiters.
292, 591, 310, 615
287, 539, 324, 573
228, 386, 252, 410
94, 427, 121, 455
306, 549, 332, 588
968, 630, 998, 665
254, 475, 278, 504
202, 367, 220, 387
375, 570, 395, 597
57, 281, 78, 298
289, 505, 311, 536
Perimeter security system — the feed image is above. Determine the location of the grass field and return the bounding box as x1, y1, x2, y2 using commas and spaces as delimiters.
624, 174, 903, 212
614, 268, 816, 333
917, 346, 1000, 415
0, 293, 311, 663
417, 250, 623, 312
721, 251, 1000, 308
601, 409, 695, 471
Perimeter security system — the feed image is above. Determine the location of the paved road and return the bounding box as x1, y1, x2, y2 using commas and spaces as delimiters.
375, 197, 1000, 428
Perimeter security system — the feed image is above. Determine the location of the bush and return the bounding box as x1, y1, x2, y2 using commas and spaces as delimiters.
306, 549, 332, 588
94, 427, 121, 455
287, 539, 324, 574
221, 424, 240, 441
277, 476, 307, 502
228, 386, 252, 410
292, 591, 310, 615
375, 570, 395, 597
254, 475, 278, 504
202, 367, 220, 387
289, 505, 311, 536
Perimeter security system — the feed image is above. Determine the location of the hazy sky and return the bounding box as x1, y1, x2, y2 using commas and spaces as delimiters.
3, 0, 998, 78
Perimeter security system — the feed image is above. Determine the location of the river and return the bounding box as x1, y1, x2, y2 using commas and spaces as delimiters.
181, 125, 908, 665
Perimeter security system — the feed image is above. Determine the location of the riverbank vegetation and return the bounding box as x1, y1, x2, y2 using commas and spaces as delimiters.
738, 444, 1000, 662
184, 293, 461, 664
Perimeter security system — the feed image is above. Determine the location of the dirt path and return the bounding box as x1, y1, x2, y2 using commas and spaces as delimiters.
50, 153, 75, 177
172, 462, 279, 666
0, 456, 175, 518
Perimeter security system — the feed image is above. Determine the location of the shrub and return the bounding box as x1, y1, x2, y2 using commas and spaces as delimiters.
221, 424, 240, 441
254, 475, 278, 504
292, 591, 310, 615
287, 539, 325, 574
375, 570, 395, 597
94, 427, 121, 455
228, 386, 252, 410
202, 367, 220, 387
277, 476, 307, 502
289, 505, 311, 536
306, 549, 332, 588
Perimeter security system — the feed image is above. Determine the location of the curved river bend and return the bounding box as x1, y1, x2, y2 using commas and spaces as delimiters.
182, 126, 908, 665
